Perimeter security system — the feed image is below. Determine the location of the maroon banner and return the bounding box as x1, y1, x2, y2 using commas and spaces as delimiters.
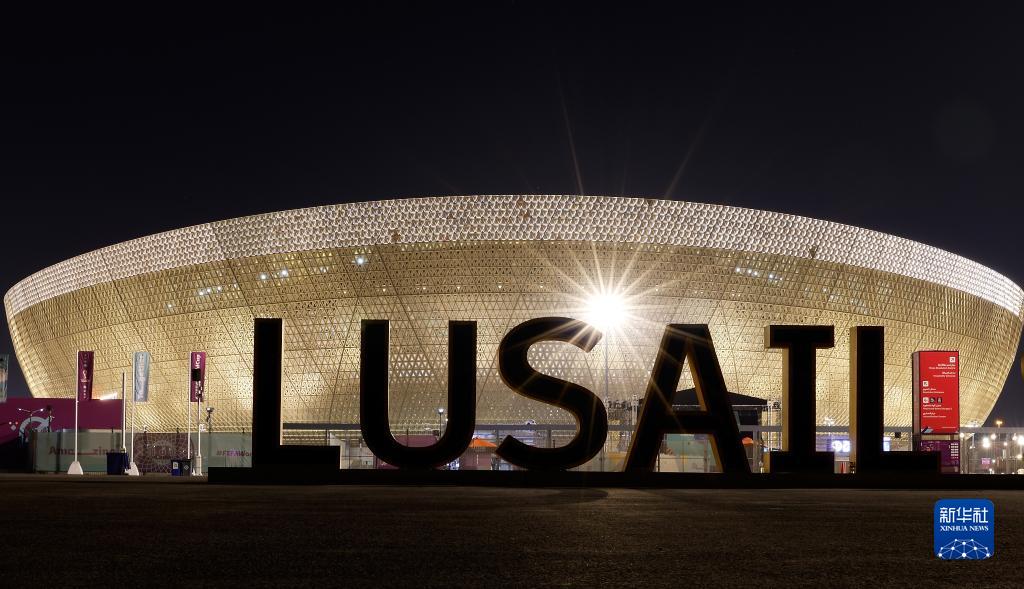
913, 350, 960, 434
1, 397, 122, 445
77, 351, 94, 402
189, 351, 206, 402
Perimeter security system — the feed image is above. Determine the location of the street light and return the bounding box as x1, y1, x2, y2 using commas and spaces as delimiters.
437, 407, 445, 437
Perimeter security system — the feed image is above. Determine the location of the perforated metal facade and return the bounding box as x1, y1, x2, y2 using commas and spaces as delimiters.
5, 195, 1022, 432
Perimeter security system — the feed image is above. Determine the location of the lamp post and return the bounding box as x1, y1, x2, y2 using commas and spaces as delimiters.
586, 290, 628, 472
604, 330, 610, 407
996, 419, 1004, 473
437, 407, 445, 438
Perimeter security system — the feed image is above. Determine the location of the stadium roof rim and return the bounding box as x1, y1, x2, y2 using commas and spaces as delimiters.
5, 195, 1023, 318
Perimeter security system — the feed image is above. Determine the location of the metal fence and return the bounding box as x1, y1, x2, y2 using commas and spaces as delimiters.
27, 425, 1024, 474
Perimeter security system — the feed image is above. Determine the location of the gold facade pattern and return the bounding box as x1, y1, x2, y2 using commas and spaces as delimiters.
5, 196, 1022, 432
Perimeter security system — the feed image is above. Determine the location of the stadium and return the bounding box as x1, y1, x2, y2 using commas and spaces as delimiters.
5, 195, 1023, 439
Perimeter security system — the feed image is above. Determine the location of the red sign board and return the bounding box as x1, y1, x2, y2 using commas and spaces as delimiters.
913, 350, 960, 435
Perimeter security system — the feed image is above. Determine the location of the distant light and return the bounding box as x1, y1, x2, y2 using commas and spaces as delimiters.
100, 392, 119, 400
983, 437, 992, 448
437, 407, 445, 415
279, 269, 289, 277
355, 256, 366, 265
259, 273, 269, 281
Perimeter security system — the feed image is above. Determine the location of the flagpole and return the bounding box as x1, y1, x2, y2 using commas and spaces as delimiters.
120, 371, 126, 453
127, 354, 141, 476
186, 379, 192, 469
195, 393, 202, 475
68, 353, 83, 475
128, 399, 139, 474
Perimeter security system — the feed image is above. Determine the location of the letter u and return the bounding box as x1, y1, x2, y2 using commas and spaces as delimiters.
359, 320, 476, 469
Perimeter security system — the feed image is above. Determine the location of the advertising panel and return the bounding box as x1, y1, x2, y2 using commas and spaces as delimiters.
919, 439, 961, 474
189, 351, 206, 402
1, 397, 122, 446
133, 351, 151, 402
913, 351, 960, 434
31, 430, 252, 473
77, 351, 94, 402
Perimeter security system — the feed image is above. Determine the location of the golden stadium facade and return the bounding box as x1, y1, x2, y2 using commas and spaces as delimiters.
5, 195, 1023, 433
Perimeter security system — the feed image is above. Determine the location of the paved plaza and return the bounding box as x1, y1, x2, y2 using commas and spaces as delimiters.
0, 475, 1018, 587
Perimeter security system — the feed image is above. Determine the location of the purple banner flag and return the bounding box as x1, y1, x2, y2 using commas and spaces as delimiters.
77, 351, 94, 402
189, 351, 206, 402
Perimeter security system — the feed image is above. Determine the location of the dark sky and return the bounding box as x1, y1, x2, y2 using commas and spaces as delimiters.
2, 3, 1023, 423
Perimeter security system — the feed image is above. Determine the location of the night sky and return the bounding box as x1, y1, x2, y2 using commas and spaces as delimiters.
2, 4, 1023, 423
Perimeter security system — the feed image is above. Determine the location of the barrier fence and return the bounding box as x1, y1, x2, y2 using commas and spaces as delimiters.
26, 426, 1022, 474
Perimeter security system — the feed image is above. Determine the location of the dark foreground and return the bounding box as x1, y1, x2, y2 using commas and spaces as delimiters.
0, 475, 1018, 588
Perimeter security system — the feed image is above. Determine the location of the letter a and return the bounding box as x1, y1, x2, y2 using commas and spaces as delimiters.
625, 324, 749, 474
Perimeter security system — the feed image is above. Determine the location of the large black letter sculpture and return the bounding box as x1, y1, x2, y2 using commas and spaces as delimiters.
625, 324, 749, 474
360, 320, 476, 469
765, 325, 835, 473
849, 326, 940, 473
251, 318, 340, 470
496, 317, 608, 470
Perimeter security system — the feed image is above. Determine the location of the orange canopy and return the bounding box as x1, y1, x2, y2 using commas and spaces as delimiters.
469, 437, 497, 448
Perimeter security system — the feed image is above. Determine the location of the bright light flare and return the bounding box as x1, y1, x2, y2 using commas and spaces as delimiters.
585, 291, 629, 333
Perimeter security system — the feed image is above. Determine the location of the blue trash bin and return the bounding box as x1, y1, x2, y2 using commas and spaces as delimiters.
106, 452, 128, 475
171, 459, 192, 476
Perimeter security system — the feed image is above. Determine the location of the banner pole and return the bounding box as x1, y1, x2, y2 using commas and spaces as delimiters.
68, 352, 83, 475
196, 396, 202, 475
186, 377, 192, 470
121, 371, 126, 453
128, 370, 138, 475
126, 353, 141, 476
74, 388, 79, 463
130, 393, 135, 461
